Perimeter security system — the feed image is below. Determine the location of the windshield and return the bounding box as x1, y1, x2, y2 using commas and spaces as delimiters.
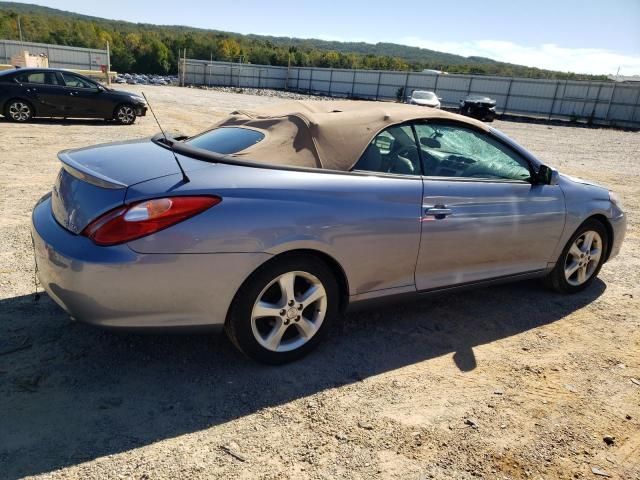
412, 91, 436, 100
186, 127, 265, 154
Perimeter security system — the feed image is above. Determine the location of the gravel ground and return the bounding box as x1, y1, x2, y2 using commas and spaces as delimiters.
187, 85, 340, 100
1, 85, 639, 480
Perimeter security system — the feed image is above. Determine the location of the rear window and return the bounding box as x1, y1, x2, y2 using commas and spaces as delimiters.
186, 127, 265, 154
16, 72, 45, 84
14, 72, 61, 85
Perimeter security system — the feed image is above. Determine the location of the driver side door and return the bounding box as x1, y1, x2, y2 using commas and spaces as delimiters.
413, 121, 566, 291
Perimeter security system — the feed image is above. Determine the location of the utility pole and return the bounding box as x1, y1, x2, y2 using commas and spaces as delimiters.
181, 48, 187, 87
106, 41, 111, 85
17, 15, 24, 44
285, 48, 291, 91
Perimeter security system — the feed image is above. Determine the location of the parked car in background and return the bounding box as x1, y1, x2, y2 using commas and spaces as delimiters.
31, 101, 626, 364
119, 73, 175, 86
0, 68, 147, 124
459, 94, 497, 122
409, 90, 441, 108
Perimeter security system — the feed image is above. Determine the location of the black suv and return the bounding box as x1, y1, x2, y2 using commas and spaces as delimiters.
459, 95, 497, 122
0, 68, 147, 124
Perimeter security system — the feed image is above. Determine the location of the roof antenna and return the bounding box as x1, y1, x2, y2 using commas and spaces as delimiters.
142, 91, 190, 184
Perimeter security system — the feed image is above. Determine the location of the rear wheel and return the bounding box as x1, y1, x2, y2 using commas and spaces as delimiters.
114, 104, 137, 125
5, 99, 33, 122
545, 219, 608, 293
225, 255, 339, 364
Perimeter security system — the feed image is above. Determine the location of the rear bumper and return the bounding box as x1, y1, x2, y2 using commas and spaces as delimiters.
31, 194, 269, 330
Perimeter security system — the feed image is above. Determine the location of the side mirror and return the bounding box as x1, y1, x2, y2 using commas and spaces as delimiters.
537, 164, 559, 185
96, 84, 105, 92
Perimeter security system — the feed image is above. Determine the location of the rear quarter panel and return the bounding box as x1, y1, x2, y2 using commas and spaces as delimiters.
0, 78, 20, 111
125, 164, 423, 295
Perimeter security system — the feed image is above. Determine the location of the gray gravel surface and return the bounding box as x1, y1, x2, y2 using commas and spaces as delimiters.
0, 86, 639, 480
189, 85, 339, 100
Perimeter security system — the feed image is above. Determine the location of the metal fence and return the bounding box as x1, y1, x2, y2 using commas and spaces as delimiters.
181, 59, 640, 128
0, 39, 109, 71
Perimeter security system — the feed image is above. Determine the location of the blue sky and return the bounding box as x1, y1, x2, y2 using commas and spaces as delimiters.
9, 0, 640, 75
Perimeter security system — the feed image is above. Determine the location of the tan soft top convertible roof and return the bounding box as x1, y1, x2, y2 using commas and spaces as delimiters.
212, 100, 488, 171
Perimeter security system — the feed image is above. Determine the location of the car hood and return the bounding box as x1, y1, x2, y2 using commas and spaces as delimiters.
560, 173, 607, 191
413, 98, 439, 106
105, 88, 146, 101
463, 95, 496, 105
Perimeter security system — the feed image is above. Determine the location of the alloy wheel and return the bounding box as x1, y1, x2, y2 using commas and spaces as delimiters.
116, 105, 135, 124
9, 102, 31, 121
564, 230, 602, 286
250, 271, 327, 352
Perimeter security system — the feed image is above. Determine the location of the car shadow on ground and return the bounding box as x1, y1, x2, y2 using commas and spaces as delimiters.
0, 279, 605, 479
0, 117, 124, 126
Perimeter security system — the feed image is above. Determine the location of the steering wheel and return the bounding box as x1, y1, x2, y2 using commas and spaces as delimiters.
397, 144, 419, 161
381, 144, 418, 174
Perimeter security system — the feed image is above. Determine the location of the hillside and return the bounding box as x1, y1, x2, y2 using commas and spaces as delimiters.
0, 2, 605, 80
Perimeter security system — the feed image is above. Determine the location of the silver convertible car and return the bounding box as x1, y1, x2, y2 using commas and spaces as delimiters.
32, 101, 626, 363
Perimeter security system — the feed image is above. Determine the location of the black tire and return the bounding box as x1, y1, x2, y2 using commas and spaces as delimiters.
114, 103, 137, 125
225, 254, 339, 364
545, 219, 609, 293
4, 98, 34, 122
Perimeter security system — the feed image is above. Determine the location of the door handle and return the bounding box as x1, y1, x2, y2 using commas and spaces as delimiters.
424, 205, 452, 219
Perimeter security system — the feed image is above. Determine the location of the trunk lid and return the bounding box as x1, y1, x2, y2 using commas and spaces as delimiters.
51, 138, 206, 234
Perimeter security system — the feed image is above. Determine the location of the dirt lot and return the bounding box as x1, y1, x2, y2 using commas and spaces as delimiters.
1, 86, 639, 480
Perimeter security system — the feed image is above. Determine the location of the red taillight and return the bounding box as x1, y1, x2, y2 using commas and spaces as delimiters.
82, 196, 221, 246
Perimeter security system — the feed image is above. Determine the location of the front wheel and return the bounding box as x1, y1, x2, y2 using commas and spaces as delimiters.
114, 104, 137, 125
545, 219, 608, 293
5, 99, 33, 122
225, 255, 339, 364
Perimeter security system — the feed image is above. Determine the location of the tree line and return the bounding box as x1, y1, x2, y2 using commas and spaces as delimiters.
0, 4, 606, 80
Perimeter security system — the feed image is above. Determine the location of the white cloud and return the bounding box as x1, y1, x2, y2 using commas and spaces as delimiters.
399, 38, 640, 76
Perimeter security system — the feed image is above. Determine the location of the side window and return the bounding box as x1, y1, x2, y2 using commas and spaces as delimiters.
61, 73, 95, 89
16, 72, 47, 84
353, 125, 421, 175
414, 123, 531, 181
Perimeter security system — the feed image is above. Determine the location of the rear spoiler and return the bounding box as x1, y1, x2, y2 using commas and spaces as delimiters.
58, 151, 127, 190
